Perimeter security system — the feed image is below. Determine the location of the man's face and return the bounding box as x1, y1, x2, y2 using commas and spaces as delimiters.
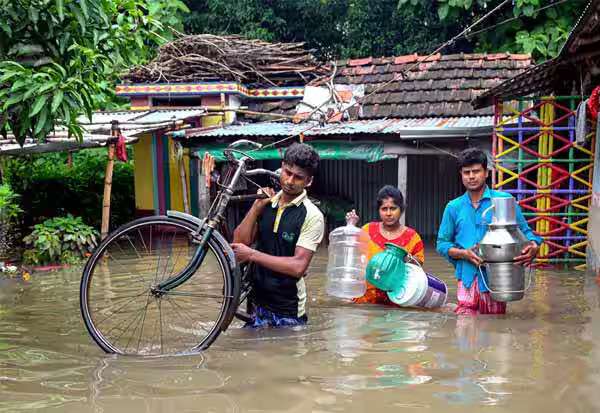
460, 163, 488, 192
279, 162, 312, 196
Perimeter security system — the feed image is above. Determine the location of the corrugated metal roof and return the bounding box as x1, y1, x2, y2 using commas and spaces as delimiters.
2, 108, 206, 155
185, 117, 495, 140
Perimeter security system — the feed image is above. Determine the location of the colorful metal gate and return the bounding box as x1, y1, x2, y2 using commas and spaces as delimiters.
493, 96, 596, 268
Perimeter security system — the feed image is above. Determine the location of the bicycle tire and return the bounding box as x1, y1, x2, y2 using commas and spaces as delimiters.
80, 216, 238, 356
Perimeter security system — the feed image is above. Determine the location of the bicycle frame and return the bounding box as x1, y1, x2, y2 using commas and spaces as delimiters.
154, 140, 278, 295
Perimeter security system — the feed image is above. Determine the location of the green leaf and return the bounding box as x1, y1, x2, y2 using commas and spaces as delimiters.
51, 90, 64, 113
438, 4, 449, 20
56, 0, 64, 21
34, 108, 49, 136
29, 94, 49, 117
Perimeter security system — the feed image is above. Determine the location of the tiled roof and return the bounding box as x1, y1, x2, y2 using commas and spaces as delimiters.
334, 53, 532, 118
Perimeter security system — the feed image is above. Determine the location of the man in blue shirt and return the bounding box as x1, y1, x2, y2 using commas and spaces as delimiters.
436, 148, 542, 314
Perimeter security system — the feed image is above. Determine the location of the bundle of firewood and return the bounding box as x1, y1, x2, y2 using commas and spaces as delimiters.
123, 34, 327, 86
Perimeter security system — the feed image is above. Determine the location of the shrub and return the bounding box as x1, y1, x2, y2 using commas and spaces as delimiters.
0, 184, 23, 259
3, 148, 134, 231
23, 215, 99, 265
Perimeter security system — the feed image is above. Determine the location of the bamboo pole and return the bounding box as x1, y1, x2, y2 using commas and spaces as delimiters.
101, 121, 118, 239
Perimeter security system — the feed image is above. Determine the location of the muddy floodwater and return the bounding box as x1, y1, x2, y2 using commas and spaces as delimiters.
1, 247, 600, 412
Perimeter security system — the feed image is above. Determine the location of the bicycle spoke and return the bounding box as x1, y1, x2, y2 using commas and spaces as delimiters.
164, 295, 211, 334
135, 291, 153, 353
93, 290, 148, 327
159, 290, 231, 299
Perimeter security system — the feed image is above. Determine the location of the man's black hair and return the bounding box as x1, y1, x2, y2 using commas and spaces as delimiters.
283, 143, 320, 176
376, 185, 405, 212
457, 148, 488, 171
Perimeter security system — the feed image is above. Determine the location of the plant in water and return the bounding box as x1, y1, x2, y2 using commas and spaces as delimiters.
23, 215, 99, 265
0, 184, 23, 260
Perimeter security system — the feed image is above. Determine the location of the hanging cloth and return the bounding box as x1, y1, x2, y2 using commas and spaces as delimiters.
587, 85, 600, 120
576, 99, 588, 144
115, 134, 128, 162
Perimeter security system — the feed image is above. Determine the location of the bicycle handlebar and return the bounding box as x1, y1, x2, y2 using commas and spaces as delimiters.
227, 139, 263, 150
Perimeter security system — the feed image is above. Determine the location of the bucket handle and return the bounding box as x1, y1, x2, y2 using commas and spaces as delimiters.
477, 263, 534, 295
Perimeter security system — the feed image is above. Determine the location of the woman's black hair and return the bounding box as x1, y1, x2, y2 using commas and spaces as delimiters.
376, 185, 405, 212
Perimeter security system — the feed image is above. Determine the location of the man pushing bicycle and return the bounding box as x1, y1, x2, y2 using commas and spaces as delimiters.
231, 143, 324, 328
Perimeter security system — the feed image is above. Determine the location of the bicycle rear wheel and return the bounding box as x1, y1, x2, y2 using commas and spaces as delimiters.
80, 216, 236, 356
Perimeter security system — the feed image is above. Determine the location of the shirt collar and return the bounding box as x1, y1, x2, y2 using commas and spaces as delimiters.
271, 190, 307, 208
462, 185, 492, 203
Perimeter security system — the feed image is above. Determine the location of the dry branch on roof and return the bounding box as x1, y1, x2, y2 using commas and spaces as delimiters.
123, 34, 328, 86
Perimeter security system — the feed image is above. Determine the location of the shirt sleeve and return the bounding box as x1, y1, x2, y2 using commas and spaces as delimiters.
515, 202, 543, 245
436, 203, 457, 265
296, 210, 325, 252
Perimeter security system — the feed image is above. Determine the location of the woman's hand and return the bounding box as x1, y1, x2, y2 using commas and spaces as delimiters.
346, 209, 360, 226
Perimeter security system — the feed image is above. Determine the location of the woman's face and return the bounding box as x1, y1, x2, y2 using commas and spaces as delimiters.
379, 197, 402, 227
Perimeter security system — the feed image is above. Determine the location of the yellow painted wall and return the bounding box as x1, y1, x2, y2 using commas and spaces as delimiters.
133, 134, 155, 212
167, 139, 192, 213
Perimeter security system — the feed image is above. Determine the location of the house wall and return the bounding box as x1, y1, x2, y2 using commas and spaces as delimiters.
587, 135, 600, 273
405, 155, 464, 240
133, 133, 156, 215
313, 159, 398, 234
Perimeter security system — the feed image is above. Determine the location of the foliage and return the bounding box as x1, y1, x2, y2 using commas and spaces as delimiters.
23, 215, 99, 265
0, 184, 22, 223
0, 0, 189, 145
3, 148, 134, 232
183, 0, 468, 60
0, 184, 22, 259
397, 0, 587, 61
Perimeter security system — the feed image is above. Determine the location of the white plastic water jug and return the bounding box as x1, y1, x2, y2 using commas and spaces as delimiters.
326, 221, 368, 299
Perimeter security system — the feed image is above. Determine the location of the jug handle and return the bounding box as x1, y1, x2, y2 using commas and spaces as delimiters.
481, 204, 495, 221
477, 264, 535, 294
406, 252, 423, 268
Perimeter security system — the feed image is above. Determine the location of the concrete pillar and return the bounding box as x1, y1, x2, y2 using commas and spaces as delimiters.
194, 157, 211, 219
397, 155, 407, 225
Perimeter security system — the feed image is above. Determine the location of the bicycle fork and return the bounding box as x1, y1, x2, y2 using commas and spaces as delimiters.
152, 158, 245, 296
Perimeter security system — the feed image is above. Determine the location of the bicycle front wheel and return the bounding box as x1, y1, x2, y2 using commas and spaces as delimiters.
80, 216, 235, 356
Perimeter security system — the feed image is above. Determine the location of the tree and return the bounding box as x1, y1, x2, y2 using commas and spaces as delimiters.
183, 0, 470, 60
0, 0, 189, 145
398, 0, 588, 61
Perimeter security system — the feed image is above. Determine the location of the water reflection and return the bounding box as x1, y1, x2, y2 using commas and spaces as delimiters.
1, 250, 600, 412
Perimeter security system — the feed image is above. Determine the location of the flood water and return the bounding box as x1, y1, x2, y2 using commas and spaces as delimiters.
1, 247, 600, 412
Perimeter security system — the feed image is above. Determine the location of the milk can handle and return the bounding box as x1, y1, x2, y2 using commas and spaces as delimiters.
477, 264, 534, 294
481, 204, 495, 220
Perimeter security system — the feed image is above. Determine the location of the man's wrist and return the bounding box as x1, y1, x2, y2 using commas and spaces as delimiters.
248, 248, 258, 262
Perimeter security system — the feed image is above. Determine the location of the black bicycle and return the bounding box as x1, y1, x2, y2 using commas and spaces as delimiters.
80, 139, 279, 356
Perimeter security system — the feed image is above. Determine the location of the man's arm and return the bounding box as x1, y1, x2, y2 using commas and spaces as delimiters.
513, 202, 541, 264
231, 205, 324, 279
231, 244, 314, 278
436, 205, 457, 263
232, 188, 274, 245
436, 203, 483, 266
